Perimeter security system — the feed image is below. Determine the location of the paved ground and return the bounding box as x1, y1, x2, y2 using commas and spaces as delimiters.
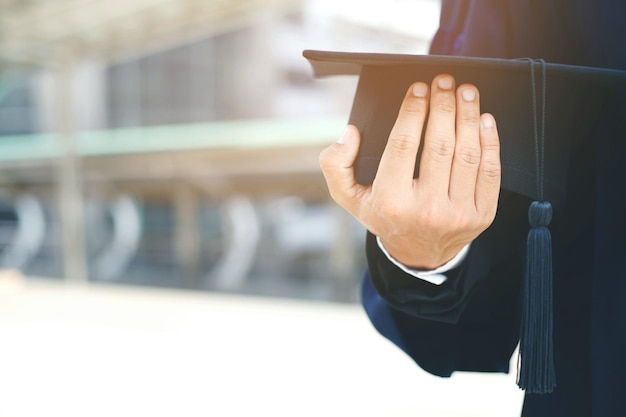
0, 273, 524, 417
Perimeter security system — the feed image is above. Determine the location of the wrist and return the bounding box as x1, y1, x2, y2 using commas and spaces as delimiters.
379, 237, 462, 270
376, 235, 470, 284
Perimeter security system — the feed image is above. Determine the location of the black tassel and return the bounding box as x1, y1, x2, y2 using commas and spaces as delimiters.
517, 200, 556, 394
516, 59, 556, 394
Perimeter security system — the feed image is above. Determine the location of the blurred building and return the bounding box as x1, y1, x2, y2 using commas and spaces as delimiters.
0, 0, 440, 302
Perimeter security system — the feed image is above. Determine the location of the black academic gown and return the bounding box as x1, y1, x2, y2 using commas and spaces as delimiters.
361, 1, 626, 416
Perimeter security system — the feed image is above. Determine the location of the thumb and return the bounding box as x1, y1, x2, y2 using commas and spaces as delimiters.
319, 125, 366, 210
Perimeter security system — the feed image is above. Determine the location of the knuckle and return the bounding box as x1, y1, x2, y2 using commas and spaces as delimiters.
455, 145, 481, 166
459, 108, 480, 125
427, 135, 455, 158
480, 159, 502, 179
377, 199, 405, 220
402, 98, 428, 117
481, 140, 500, 152
449, 210, 471, 231
388, 132, 419, 154
433, 99, 456, 114
478, 209, 497, 230
416, 202, 444, 228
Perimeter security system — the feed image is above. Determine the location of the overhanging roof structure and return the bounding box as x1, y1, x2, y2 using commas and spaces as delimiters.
0, 0, 302, 67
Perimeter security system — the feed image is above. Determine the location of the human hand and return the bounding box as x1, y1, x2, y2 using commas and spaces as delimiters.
319, 74, 501, 270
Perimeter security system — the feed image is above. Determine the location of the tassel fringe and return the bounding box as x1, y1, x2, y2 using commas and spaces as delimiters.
517, 200, 556, 394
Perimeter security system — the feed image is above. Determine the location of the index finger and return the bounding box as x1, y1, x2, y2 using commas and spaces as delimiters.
375, 82, 430, 190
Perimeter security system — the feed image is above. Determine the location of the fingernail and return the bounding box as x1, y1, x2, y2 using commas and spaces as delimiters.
461, 88, 476, 102
338, 126, 352, 144
437, 76, 453, 90
481, 114, 495, 128
412, 83, 428, 97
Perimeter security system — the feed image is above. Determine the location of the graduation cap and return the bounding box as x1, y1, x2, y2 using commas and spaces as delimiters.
303, 49, 626, 394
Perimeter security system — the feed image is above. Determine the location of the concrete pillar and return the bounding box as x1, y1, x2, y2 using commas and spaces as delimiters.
56, 45, 88, 283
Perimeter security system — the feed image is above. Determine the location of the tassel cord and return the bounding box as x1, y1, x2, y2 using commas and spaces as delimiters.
530, 59, 547, 200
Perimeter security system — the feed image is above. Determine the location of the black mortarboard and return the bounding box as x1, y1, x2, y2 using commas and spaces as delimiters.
303, 49, 626, 394
304, 49, 626, 207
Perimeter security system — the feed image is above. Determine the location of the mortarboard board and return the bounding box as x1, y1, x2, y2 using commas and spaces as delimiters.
303, 49, 626, 395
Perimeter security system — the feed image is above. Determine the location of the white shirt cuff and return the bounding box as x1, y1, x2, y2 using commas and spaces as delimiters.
376, 236, 470, 286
